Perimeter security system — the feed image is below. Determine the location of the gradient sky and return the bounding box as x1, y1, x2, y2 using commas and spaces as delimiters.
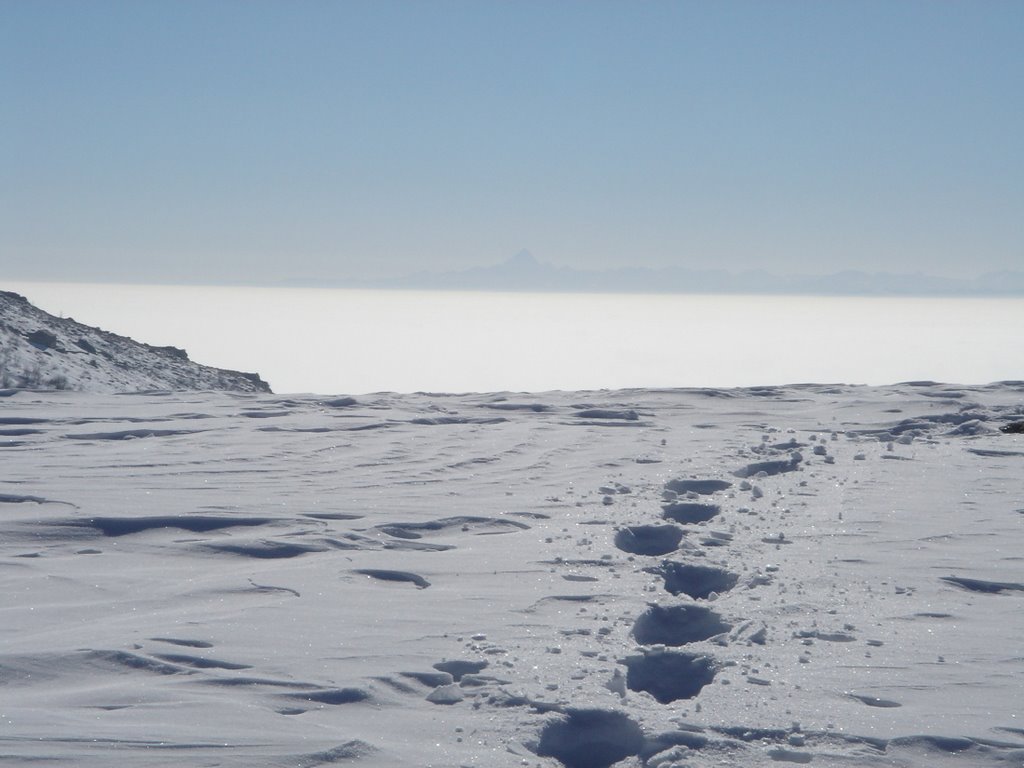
2, 0, 1022, 285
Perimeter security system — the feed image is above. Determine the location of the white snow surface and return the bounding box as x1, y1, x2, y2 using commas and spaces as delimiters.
2, 382, 1023, 767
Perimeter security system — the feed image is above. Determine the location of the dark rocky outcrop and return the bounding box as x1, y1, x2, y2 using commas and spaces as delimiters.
0, 290, 271, 393
26, 329, 58, 350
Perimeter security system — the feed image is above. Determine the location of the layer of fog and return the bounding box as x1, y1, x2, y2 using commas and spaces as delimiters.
7, 282, 1022, 394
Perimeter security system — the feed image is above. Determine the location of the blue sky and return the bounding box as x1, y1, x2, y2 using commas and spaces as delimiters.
2, 1, 1021, 284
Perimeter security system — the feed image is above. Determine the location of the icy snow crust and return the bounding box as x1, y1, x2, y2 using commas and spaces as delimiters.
2, 382, 1023, 767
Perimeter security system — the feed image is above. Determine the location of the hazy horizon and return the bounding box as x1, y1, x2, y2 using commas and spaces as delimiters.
2, 2, 1022, 286
8, 281, 1023, 394
6, 249, 1024, 297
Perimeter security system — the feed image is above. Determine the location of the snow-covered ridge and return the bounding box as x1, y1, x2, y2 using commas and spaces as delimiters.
0, 290, 271, 393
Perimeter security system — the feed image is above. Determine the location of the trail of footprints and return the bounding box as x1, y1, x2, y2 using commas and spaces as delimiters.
163, 437, 823, 765
365, 466, 750, 768
393, 426, 1021, 767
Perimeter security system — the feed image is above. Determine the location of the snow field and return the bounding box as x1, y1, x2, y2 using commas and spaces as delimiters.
1, 382, 1023, 767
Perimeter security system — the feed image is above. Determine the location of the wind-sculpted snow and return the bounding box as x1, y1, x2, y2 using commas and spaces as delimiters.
1, 383, 1023, 766
374, 516, 531, 540
433, 659, 489, 681
940, 576, 1024, 594
353, 568, 432, 589
0, 492, 76, 507
70, 515, 277, 536
65, 427, 203, 440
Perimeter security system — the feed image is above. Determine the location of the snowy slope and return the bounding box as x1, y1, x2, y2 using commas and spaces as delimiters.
1, 382, 1023, 767
0, 290, 270, 393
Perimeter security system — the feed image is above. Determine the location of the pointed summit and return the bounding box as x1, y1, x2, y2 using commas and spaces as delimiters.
507, 249, 539, 269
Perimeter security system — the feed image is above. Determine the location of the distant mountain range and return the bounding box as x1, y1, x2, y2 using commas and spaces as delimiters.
367, 251, 1024, 296
0, 291, 271, 393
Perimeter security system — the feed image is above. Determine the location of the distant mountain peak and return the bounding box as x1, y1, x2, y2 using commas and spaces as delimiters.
373, 254, 1024, 296
508, 249, 539, 268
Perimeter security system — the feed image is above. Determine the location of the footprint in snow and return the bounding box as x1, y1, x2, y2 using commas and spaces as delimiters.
620, 651, 717, 703
631, 604, 732, 646
613, 525, 684, 556
649, 562, 739, 600
662, 502, 720, 525
534, 708, 645, 768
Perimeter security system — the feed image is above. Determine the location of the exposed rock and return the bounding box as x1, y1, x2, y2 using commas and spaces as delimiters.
149, 344, 189, 360
0, 290, 271, 393
26, 329, 58, 350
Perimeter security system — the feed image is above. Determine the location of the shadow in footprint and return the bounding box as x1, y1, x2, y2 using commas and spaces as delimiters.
662, 503, 720, 525
614, 525, 683, 556
664, 479, 732, 495
535, 709, 644, 768
648, 562, 739, 600
621, 651, 716, 704
631, 604, 731, 646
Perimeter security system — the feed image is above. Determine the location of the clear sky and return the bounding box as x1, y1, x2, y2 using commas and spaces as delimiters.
2, 0, 1022, 285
